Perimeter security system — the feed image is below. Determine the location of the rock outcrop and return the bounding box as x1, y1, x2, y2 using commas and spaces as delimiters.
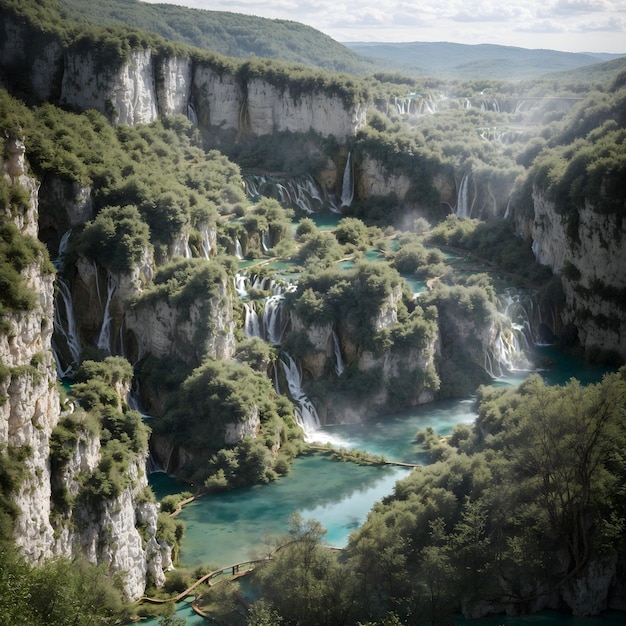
0, 13, 366, 142
531, 188, 626, 359
289, 284, 439, 424
0, 138, 167, 600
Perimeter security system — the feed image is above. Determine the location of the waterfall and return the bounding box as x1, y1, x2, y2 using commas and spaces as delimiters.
94, 260, 103, 310
280, 354, 321, 438
187, 102, 198, 126
52, 278, 81, 377
146, 452, 164, 475
97, 273, 116, 353
341, 152, 354, 208
201, 227, 211, 259
244, 302, 263, 339
262, 231, 271, 252
243, 173, 329, 213
263, 295, 290, 345
235, 237, 243, 259
234, 273, 248, 298
128, 379, 154, 419
455, 172, 475, 219
333, 330, 345, 376
53, 230, 72, 270
484, 290, 537, 378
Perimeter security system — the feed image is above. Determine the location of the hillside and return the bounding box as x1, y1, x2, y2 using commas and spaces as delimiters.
55, 0, 375, 74
344, 41, 626, 80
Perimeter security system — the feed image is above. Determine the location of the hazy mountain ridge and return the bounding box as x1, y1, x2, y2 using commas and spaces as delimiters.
344, 41, 626, 80
49, 0, 626, 82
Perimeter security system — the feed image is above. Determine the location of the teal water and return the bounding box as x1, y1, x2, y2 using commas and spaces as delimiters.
141, 348, 618, 624
177, 456, 409, 569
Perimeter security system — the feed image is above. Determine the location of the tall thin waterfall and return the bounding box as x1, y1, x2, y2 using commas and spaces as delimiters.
340, 152, 354, 207
187, 102, 198, 126
263, 295, 290, 345
97, 273, 116, 353
456, 172, 474, 218
262, 231, 271, 252
53, 279, 81, 377
244, 302, 262, 339
333, 330, 345, 376
52, 230, 81, 377
201, 228, 211, 259
280, 354, 321, 438
235, 238, 243, 259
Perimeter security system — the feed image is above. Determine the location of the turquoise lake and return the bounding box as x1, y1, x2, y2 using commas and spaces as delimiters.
140, 345, 619, 625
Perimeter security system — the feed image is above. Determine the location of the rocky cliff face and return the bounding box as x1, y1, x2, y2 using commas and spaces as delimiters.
355, 154, 511, 220
1, 137, 59, 563
290, 285, 439, 423
0, 140, 167, 599
0, 14, 365, 141
531, 188, 626, 360
125, 278, 236, 366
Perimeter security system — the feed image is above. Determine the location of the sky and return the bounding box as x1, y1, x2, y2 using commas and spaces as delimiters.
140, 0, 626, 54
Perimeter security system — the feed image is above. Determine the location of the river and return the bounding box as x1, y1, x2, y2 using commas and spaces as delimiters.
140, 343, 620, 625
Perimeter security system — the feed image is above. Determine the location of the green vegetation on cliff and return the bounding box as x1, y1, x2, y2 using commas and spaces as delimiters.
0, 544, 129, 624
529, 79, 626, 219
55, 0, 374, 75
51, 357, 150, 508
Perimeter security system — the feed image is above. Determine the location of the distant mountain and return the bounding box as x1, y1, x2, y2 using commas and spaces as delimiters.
343, 41, 625, 80
50, 0, 626, 82
57, 0, 375, 74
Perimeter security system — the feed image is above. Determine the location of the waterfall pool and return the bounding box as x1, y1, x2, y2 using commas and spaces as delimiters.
140, 346, 616, 625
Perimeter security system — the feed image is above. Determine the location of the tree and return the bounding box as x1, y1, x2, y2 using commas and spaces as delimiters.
254, 513, 357, 626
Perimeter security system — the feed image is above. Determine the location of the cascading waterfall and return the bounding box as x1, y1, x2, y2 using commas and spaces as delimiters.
52, 279, 81, 377
484, 289, 537, 378
97, 273, 116, 353
235, 238, 243, 259
243, 173, 334, 213
455, 172, 475, 219
235, 272, 325, 439
263, 294, 290, 345
280, 354, 321, 438
234, 273, 248, 298
243, 302, 262, 339
333, 330, 345, 376
341, 152, 354, 208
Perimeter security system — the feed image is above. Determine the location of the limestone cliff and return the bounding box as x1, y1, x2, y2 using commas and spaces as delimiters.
0, 13, 366, 142
125, 276, 236, 367
0, 139, 168, 600
289, 284, 439, 423
531, 187, 626, 360
1, 136, 59, 563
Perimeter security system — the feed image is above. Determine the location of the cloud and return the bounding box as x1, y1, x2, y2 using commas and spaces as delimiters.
578, 15, 626, 30
139, 0, 626, 52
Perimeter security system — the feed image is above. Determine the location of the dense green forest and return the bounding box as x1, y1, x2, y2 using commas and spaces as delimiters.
239, 368, 626, 625
1, 0, 626, 622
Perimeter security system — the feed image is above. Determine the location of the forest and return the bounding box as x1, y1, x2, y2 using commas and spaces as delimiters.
1, 0, 626, 623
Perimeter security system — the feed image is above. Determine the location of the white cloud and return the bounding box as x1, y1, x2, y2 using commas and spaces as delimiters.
138, 0, 626, 52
